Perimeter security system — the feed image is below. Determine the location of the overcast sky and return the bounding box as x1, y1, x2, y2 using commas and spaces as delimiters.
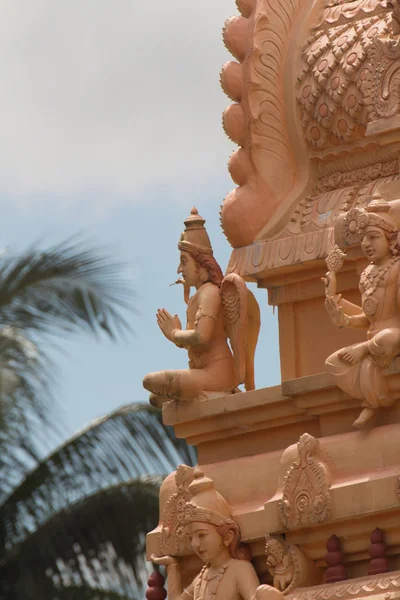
0, 1, 280, 448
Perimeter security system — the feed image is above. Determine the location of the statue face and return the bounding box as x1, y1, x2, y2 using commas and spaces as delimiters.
361, 226, 391, 264
177, 251, 201, 288
189, 521, 229, 565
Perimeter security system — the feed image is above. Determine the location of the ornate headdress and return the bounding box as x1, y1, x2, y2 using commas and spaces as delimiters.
178, 207, 213, 256
183, 467, 236, 528
340, 193, 398, 246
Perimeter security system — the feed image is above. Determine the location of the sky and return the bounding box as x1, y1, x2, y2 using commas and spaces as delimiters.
1, 1, 280, 448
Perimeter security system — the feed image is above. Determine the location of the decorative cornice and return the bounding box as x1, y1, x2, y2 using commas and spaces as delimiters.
287, 570, 400, 600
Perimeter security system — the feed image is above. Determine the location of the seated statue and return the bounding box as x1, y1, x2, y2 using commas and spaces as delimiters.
143, 207, 260, 408
151, 468, 283, 600
323, 196, 400, 428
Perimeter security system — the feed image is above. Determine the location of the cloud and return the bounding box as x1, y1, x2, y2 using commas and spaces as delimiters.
0, 1, 237, 203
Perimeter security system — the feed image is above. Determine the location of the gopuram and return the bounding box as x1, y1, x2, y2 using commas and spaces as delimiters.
144, 1, 400, 599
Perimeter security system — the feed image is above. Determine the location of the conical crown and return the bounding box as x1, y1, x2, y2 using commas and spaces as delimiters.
184, 467, 234, 526
178, 207, 213, 256
364, 192, 398, 233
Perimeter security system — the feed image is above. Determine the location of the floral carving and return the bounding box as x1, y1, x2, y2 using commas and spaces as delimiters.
286, 570, 400, 600
388, 0, 400, 35
326, 245, 347, 272
159, 465, 195, 556
362, 36, 400, 122
297, 1, 391, 152
278, 434, 332, 530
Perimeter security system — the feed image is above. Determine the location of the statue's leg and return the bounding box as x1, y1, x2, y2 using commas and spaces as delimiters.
337, 328, 400, 428
143, 368, 208, 406
360, 328, 400, 408
143, 370, 183, 405
325, 348, 363, 399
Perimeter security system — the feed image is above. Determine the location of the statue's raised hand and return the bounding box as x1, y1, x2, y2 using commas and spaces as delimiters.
325, 295, 346, 327
150, 554, 178, 567
157, 308, 182, 342
321, 271, 337, 297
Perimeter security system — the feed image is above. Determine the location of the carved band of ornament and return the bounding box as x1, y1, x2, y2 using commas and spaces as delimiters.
315, 0, 387, 28
313, 159, 399, 194
278, 434, 332, 530
287, 570, 400, 600
227, 228, 335, 279
248, 0, 307, 197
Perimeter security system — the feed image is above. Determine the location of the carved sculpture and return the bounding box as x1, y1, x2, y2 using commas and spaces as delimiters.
265, 536, 318, 594
388, 1, 400, 36
278, 434, 332, 530
143, 207, 260, 408
151, 467, 284, 600
323, 195, 400, 428
159, 465, 195, 557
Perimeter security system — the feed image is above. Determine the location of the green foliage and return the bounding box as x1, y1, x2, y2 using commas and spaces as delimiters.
0, 240, 196, 599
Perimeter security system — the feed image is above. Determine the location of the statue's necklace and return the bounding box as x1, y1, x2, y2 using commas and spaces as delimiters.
361, 257, 399, 317
194, 559, 232, 600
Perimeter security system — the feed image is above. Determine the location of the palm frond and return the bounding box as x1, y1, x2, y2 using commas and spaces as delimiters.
0, 238, 134, 340
53, 588, 134, 600
0, 403, 196, 556
0, 477, 160, 600
0, 327, 60, 499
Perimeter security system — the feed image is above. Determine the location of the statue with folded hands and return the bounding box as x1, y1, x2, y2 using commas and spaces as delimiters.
143, 207, 260, 408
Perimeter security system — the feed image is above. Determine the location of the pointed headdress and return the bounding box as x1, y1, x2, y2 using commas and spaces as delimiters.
178, 207, 213, 256
338, 192, 398, 246
183, 467, 235, 528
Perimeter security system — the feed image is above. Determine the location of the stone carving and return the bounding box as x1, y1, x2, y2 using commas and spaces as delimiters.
142, 207, 260, 409
220, 0, 308, 248
316, 0, 388, 27
152, 468, 284, 600
297, 1, 391, 153
313, 157, 399, 195
265, 536, 318, 594
278, 434, 332, 530
324, 195, 400, 428
286, 571, 400, 600
388, 0, 400, 35
159, 465, 195, 556
362, 35, 400, 123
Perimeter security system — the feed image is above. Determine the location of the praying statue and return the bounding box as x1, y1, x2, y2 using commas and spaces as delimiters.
143, 207, 260, 408
323, 196, 400, 428
151, 468, 284, 600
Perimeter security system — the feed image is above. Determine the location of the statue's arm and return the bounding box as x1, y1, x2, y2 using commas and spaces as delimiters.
166, 563, 194, 600
236, 561, 262, 600
151, 556, 194, 600
173, 286, 220, 347
325, 295, 369, 329
338, 298, 363, 315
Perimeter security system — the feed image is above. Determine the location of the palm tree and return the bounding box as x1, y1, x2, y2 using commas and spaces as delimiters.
0, 239, 196, 599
